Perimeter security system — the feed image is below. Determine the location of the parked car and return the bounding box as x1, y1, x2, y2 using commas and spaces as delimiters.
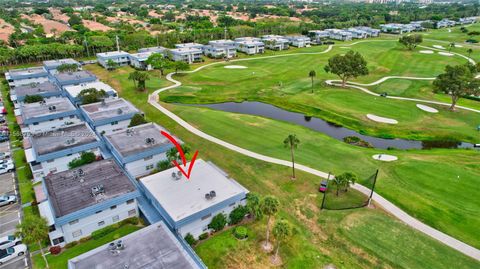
0, 236, 21, 250
0, 244, 26, 265
0, 159, 12, 165
319, 180, 328, 193
0, 163, 14, 174
0, 152, 11, 160
0, 136, 8, 143
0, 195, 16, 207
0, 107, 6, 115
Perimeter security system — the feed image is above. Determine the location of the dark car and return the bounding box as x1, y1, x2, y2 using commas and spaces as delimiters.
319, 180, 328, 193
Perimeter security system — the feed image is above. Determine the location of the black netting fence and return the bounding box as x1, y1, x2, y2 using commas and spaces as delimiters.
321, 170, 378, 210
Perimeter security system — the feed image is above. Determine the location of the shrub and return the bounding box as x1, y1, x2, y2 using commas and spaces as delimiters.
64, 241, 78, 248
68, 152, 96, 169
208, 214, 227, 232
91, 225, 116, 240
229, 205, 247, 225
49, 246, 61, 255
343, 136, 372, 148
466, 39, 478, 43
129, 113, 147, 127
234, 226, 248, 240
120, 217, 139, 225
24, 95, 44, 103
184, 233, 196, 246
198, 232, 209, 240
467, 31, 480, 36
79, 236, 91, 243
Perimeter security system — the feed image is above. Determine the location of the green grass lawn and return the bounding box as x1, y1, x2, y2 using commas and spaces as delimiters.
165, 104, 480, 249
32, 224, 142, 269
158, 40, 480, 142
86, 64, 480, 268
196, 209, 479, 269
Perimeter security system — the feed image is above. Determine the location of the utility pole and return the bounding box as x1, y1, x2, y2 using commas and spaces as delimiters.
116, 35, 120, 52
224, 26, 227, 40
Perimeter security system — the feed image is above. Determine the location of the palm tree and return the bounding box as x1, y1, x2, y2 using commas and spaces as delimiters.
261, 196, 280, 250
106, 59, 118, 70
272, 219, 292, 263
449, 42, 455, 52
309, 70, 316, 93
16, 215, 50, 268
166, 144, 190, 164
246, 192, 263, 220
128, 71, 150, 91
338, 172, 358, 192
283, 134, 300, 179
467, 48, 473, 57
332, 175, 343, 196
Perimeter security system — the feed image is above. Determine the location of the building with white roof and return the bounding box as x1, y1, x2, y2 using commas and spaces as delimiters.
203, 40, 237, 58
308, 30, 331, 44
138, 46, 167, 54
168, 47, 203, 64
234, 38, 265, 55
63, 81, 117, 104
129, 51, 155, 70
287, 35, 311, 47
53, 70, 97, 87
141, 159, 249, 238
43, 58, 81, 74
325, 29, 353, 41
261, 35, 290, 50
174, 43, 204, 50
96, 51, 131, 69
11, 81, 62, 104
19, 96, 81, 134
80, 98, 139, 135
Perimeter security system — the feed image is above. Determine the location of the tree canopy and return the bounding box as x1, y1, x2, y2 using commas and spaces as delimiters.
399, 34, 423, 50
78, 88, 108, 104
324, 51, 369, 87
146, 53, 172, 75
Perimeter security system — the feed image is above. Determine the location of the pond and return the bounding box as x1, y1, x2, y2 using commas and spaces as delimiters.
187, 101, 476, 150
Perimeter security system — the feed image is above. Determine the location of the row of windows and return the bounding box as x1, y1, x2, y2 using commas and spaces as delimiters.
68, 200, 135, 225
31, 115, 76, 125
72, 210, 137, 239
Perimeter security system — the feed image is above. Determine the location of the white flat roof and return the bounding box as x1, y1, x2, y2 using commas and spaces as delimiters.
38, 201, 55, 226
141, 159, 248, 222
63, 81, 116, 97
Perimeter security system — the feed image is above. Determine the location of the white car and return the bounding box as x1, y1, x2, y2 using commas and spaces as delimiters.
0, 159, 13, 165
0, 236, 21, 250
0, 195, 16, 207
0, 163, 14, 174
0, 152, 10, 160
0, 244, 26, 265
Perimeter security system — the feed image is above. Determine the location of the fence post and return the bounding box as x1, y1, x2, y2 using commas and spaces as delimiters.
320, 172, 331, 210
368, 169, 379, 206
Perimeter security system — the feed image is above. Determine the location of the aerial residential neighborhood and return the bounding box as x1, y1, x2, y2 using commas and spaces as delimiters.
0, 0, 479, 269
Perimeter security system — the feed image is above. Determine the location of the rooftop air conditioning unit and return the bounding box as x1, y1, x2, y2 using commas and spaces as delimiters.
210, 190, 216, 198
205, 193, 211, 200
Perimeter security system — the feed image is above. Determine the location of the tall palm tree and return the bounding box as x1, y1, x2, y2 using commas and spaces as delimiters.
246, 192, 263, 220
283, 134, 300, 179
449, 42, 455, 52
272, 219, 292, 263
309, 70, 316, 93
128, 71, 150, 91
261, 196, 280, 250
467, 48, 473, 57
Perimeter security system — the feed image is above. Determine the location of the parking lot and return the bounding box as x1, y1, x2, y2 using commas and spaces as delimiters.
0, 142, 27, 269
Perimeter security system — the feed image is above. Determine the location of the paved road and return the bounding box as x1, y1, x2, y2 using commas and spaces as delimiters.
147, 41, 480, 261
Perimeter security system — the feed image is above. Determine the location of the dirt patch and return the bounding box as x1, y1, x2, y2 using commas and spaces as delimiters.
82, 20, 112, 32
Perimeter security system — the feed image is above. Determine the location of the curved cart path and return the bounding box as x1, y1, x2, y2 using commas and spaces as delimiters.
146, 43, 480, 261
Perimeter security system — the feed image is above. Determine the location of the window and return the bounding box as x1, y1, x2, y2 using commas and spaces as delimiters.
70, 115, 75, 119
128, 209, 136, 216
33, 122, 39, 125
46, 159, 55, 163
110, 205, 117, 210
49, 225, 56, 232
69, 219, 78, 225
144, 156, 153, 161
72, 230, 82, 238
59, 117, 64, 120
146, 164, 154, 170
98, 221, 105, 226
202, 226, 208, 232
201, 213, 212, 221
52, 237, 64, 245
126, 199, 134, 205
95, 210, 102, 214
112, 215, 120, 222
229, 202, 235, 207
111, 121, 118, 125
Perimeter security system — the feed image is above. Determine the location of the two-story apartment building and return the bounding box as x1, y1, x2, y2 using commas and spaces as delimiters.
96, 51, 131, 69
43, 59, 81, 75
104, 123, 177, 178
138, 46, 167, 54
11, 81, 62, 105
141, 159, 249, 238
354, 26, 380, 37
129, 51, 155, 70
308, 30, 331, 44
287, 35, 311, 47
203, 40, 237, 58
346, 28, 368, 39
39, 159, 140, 245
325, 29, 353, 41
380, 23, 414, 34
234, 38, 265, 55
175, 43, 204, 50
168, 48, 203, 64
63, 81, 117, 105
25, 123, 103, 181
5, 67, 50, 88
261, 35, 290, 50
19, 96, 81, 134
80, 98, 139, 135
53, 70, 98, 88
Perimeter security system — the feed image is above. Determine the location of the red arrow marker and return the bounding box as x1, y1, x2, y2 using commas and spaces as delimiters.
161, 131, 199, 179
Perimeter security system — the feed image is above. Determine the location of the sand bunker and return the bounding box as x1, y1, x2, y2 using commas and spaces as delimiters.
372, 154, 398, 162
224, 65, 248, 69
416, 104, 438, 113
454, 44, 463, 48
367, 114, 398, 124
433, 45, 445, 49
438, 52, 454, 56
419, 50, 434, 54
340, 47, 350, 49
